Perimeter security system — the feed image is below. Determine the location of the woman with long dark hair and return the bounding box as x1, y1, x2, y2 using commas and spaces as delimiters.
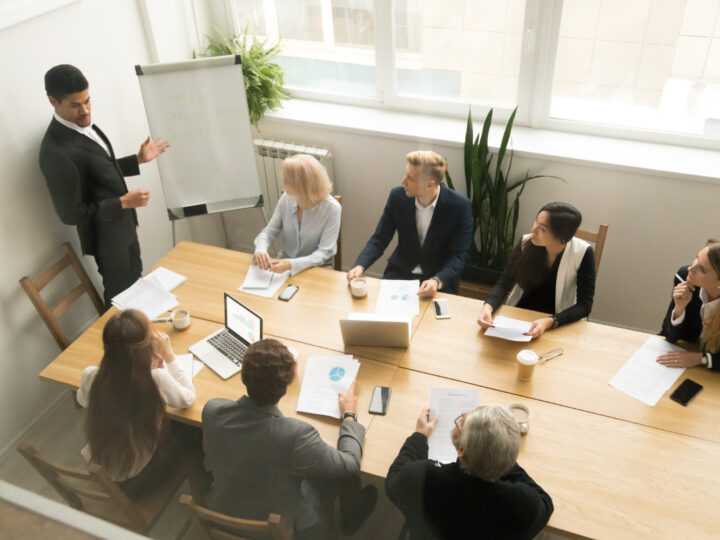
477, 202, 596, 339
76, 309, 196, 497
658, 240, 720, 370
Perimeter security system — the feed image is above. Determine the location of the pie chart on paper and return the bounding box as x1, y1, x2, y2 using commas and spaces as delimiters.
328, 366, 346, 381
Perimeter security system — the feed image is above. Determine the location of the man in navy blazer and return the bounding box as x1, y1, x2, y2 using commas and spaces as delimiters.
347, 151, 472, 296
39, 65, 168, 307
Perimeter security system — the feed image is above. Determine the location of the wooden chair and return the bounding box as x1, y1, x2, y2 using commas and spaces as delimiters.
334, 194, 343, 271
17, 443, 191, 537
575, 224, 609, 276
179, 494, 291, 540
19, 242, 104, 350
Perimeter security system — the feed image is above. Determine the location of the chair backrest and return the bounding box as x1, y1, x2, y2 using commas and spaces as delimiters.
17, 443, 152, 533
179, 494, 291, 540
575, 224, 609, 276
334, 194, 343, 271
19, 242, 104, 350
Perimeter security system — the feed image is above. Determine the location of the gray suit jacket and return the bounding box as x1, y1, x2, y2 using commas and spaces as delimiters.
202, 396, 365, 532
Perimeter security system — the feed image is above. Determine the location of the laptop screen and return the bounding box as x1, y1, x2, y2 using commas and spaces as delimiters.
225, 294, 262, 345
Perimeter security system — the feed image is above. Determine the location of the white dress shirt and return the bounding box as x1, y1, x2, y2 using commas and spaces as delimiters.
671, 287, 719, 368
411, 190, 439, 275
53, 112, 110, 156
254, 193, 342, 276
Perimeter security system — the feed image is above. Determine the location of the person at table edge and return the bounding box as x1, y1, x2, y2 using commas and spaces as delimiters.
346, 150, 472, 297
658, 239, 720, 371
478, 202, 596, 339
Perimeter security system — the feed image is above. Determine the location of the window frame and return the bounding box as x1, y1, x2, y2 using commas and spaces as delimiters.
223, 0, 720, 150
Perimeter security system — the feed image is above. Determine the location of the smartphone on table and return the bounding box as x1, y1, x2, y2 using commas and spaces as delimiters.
369, 386, 392, 415
670, 378, 703, 406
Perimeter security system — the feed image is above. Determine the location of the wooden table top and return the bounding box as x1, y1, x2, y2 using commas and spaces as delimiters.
155, 241, 431, 365
364, 368, 720, 540
40, 314, 397, 453
405, 293, 720, 443
38, 241, 720, 539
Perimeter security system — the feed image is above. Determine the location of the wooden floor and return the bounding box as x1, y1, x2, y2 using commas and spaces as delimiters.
0, 393, 406, 540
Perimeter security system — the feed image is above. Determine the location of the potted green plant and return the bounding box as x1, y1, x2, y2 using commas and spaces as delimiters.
194, 28, 289, 127
446, 107, 562, 284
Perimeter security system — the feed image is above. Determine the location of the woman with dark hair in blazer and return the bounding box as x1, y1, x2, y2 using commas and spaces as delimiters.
477, 202, 596, 339
76, 309, 196, 498
658, 240, 720, 371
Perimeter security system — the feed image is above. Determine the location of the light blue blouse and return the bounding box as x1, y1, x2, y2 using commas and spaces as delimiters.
254, 193, 341, 275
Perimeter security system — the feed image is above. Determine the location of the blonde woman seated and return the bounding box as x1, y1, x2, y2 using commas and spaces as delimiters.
77, 309, 197, 498
658, 240, 720, 371
254, 154, 341, 275
477, 202, 596, 339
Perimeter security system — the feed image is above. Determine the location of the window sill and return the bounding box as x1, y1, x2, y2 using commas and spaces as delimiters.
263, 99, 720, 185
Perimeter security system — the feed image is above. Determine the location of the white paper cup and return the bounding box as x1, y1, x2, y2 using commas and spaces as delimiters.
516, 350, 538, 380
171, 308, 191, 330
350, 277, 368, 298
507, 402, 531, 435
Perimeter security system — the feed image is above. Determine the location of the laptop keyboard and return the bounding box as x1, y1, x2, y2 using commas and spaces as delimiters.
207, 330, 247, 366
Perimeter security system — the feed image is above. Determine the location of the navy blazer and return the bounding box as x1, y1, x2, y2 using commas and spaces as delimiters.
661, 266, 720, 371
39, 117, 139, 257
354, 185, 472, 294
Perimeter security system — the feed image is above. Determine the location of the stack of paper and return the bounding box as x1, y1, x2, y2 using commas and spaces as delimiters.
484, 315, 532, 342
428, 388, 480, 463
144, 266, 187, 292
296, 355, 360, 418
239, 265, 290, 298
609, 336, 686, 406
375, 279, 420, 319
112, 275, 178, 320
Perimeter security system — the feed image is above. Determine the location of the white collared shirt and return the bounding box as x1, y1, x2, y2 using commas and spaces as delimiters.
671, 287, 719, 368
53, 112, 110, 156
411, 189, 440, 274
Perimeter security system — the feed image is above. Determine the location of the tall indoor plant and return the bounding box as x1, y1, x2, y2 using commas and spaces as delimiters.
446, 107, 562, 281
194, 28, 289, 127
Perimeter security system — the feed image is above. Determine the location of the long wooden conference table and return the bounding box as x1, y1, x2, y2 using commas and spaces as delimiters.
40, 242, 720, 539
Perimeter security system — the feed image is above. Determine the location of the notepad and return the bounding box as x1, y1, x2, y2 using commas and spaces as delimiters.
144, 266, 187, 291
239, 265, 290, 298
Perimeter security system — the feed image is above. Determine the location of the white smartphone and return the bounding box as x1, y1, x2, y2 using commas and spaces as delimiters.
433, 298, 451, 319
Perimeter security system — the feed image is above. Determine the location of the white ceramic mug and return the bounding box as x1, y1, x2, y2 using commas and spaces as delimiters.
170, 308, 191, 330
507, 402, 531, 435
350, 277, 368, 298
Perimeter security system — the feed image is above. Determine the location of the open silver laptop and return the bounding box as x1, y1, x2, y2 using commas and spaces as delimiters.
339, 314, 411, 348
189, 293, 262, 379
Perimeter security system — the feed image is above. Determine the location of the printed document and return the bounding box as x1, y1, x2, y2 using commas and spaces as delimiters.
376, 279, 420, 318
428, 388, 480, 463
484, 315, 532, 342
609, 336, 686, 406
297, 355, 360, 418
144, 266, 187, 291
112, 276, 178, 320
171, 354, 204, 378
239, 265, 290, 298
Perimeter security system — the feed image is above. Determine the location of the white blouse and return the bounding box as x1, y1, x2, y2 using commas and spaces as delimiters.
254, 193, 341, 275
77, 360, 196, 480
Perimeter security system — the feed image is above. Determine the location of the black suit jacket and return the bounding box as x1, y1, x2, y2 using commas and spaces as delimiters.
386, 432, 553, 540
354, 185, 472, 293
39, 117, 140, 257
661, 266, 720, 371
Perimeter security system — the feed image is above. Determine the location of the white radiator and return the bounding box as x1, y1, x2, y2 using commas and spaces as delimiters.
254, 139, 334, 221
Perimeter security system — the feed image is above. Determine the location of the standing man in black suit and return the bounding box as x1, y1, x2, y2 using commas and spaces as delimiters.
39, 64, 169, 307
346, 150, 472, 297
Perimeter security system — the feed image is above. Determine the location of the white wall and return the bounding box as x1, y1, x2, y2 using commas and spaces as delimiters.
0, 0, 171, 452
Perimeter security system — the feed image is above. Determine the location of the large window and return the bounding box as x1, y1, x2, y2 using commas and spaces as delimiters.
227, 0, 720, 145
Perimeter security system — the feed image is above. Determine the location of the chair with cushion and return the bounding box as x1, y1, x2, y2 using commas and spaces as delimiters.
19, 242, 104, 350
334, 194, 343, 271
179, 494, 291, 540
575, 224, 609, 276
17, 443, 191, 537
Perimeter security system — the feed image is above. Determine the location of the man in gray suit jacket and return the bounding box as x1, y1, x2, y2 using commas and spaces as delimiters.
202, 339, 377, 538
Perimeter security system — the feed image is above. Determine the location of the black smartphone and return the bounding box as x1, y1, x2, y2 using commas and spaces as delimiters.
670, 378, 703, 406
369, 386, 392, 415
278, 284, 299, 302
